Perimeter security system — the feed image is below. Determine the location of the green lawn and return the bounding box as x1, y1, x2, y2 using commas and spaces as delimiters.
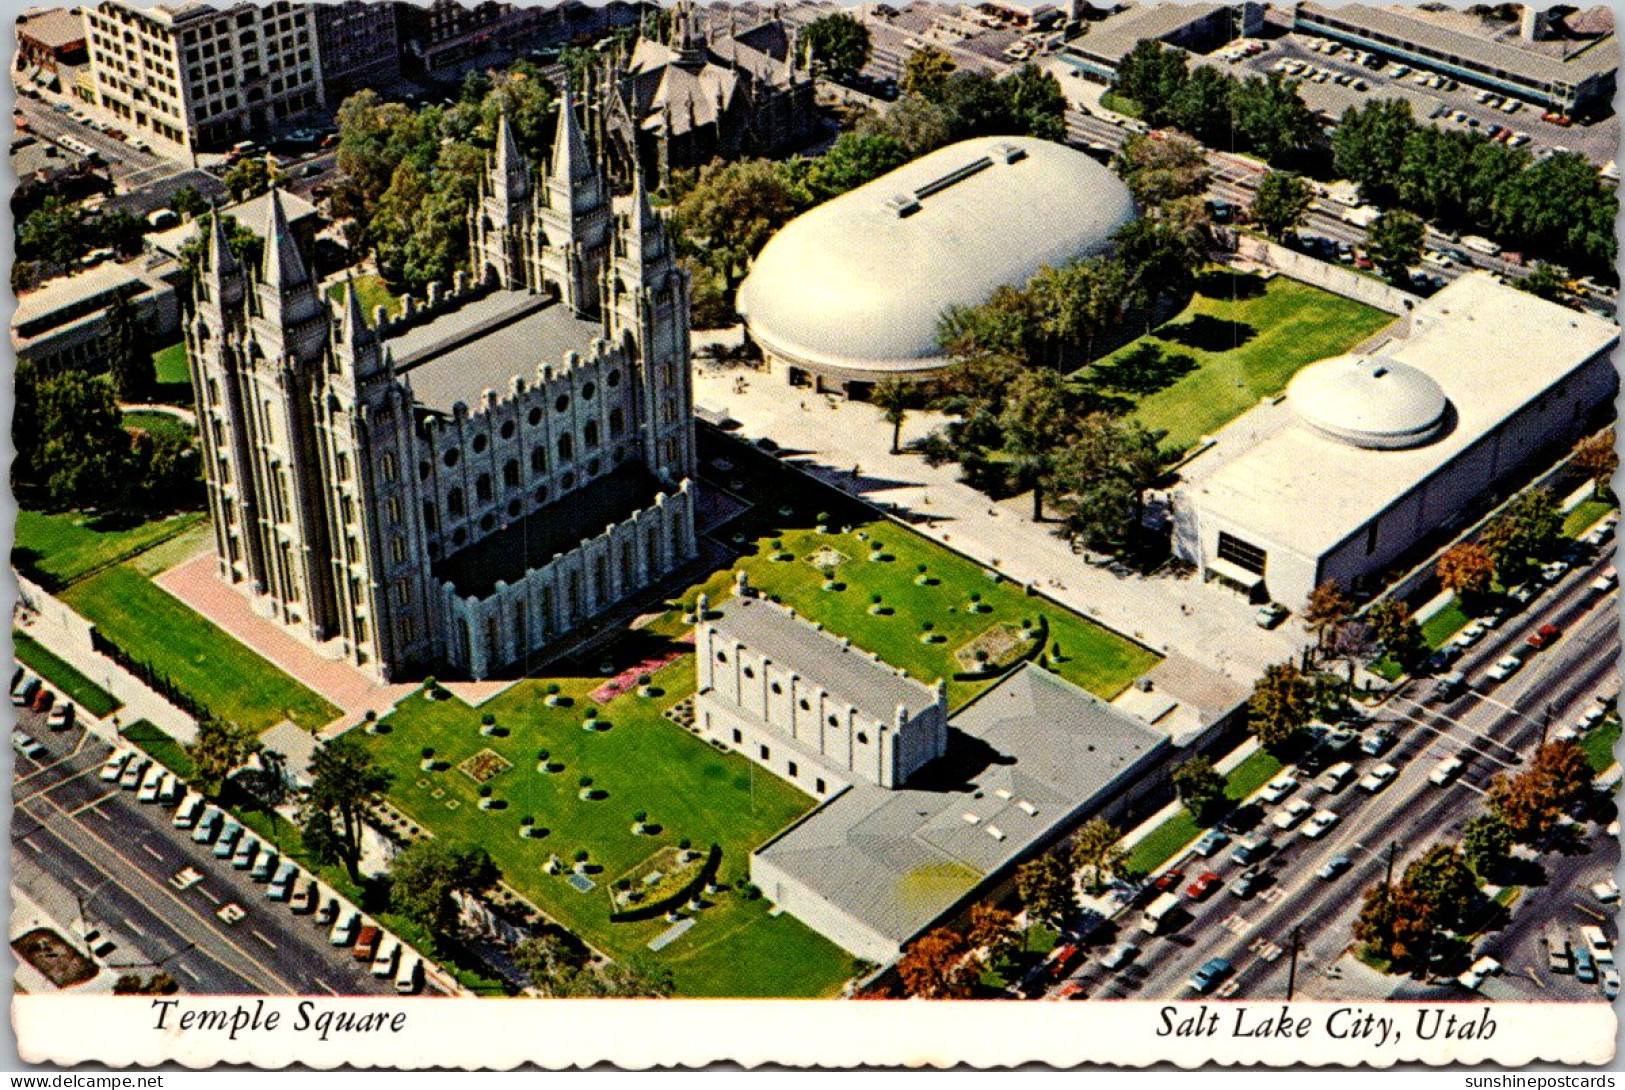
1582, 719, 1620, 774
678, 522, 1158, 709
14, 508, 207, 589
12, 631, 122, 718
61, 564, 339, 732
122, 410, 195, 443
152, 342, 190, 386
326, 273, 402, 323
1081, 271, 1395, 453
1564, 498, 1615, 538
1421, 597, 1472, 650
122, 719, 195, 779
362, 662, 854, 997
1123, 749, 1284, 875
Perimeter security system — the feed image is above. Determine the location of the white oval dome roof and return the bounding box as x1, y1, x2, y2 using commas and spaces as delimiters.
736, 136, 1138, 378
1287, 353, 1450, 449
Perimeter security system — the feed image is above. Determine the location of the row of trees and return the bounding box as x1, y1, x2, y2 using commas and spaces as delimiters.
1333, 98, 1616, 273
13, 362, 198, 515
672, 60, 1067, 326
1436, 486, 1565, 600
15, 197, 151, 292
1112, 41, 1319, 167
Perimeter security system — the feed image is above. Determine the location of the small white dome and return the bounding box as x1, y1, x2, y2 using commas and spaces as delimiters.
1287, 353, 1449, 450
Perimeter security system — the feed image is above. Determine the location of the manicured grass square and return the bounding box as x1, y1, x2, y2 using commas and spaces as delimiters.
1582, 719, 1620, 774
61, 564, 339, 732
12, 631, 122, 718
1123, 749, 1283, 875
325, 273, 402, 323
1564, 499, 1615, 538
1421, 597, 1472, 650
122, 719, 195, 779
1083, 272, 1395, 453
14, 508, 206, 588
152, 342, 191, 386
121, 410, 195, 443
364, 662, 853, 997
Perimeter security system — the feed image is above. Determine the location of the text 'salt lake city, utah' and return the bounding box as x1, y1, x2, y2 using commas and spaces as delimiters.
7, 0, 1621, 1068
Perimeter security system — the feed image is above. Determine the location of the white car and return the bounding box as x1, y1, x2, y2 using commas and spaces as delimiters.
1592, 568, 1617, 593
1541, 560, 1571, 584
1452, 621, 1488, 649
1429, 756, 1465, 786
1358, 762, 1399, 793
1302, 809, 1340, 839
1458, 955, 1502, 990
1271, 797, 1314, 830
1605, 967, 1621, 1000
1258, 774, 1299, 805
98, 751, 130, 782
1592, 879, 1621, 905
1486, 653, 1524, 682
137, 764, 164, 803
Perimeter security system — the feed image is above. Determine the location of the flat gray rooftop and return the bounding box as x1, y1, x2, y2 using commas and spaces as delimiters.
756, 663, 1168, 948
710, 596, 936, 719
390, 290, 604, 413
1071, 1, 1226, 64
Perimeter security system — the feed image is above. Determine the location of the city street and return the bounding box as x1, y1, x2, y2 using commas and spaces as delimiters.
1055, 542, 1618, 1003
11, 707, 399, 996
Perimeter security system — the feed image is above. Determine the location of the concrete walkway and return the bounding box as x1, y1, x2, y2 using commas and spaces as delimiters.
694, 365, 1303, 685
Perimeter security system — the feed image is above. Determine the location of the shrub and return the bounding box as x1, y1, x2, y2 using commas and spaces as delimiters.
638, 673, 652, 687
478, 784, 493, 798
816, 511, 830, 524
633, 810, 648, 823
917, 563, 928, 574
579, 776, 593, 788
421, 747, 435, 759
537, 749, 550, 761
679, 837, 692, 850
975, 649, 989, 663
969, 592, 981, 603
546, 682, 561, 695
871, 592, 883, 604
521, 815, 534, 826
574, 849, 589, 863
482, 712, 495, 725
364, 710, 377, 722
922, 621, 934, 632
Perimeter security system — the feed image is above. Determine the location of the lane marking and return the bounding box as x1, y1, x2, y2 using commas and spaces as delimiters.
181, 965, 201, 982
140, 843, 163, 861
251, 930, 277, 951
197, 887, 221, 905
315, 979, 338, 996
21, 838, 41, 854
123, 919, 145, 937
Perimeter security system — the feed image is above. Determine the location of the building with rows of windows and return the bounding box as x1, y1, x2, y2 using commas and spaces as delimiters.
82, 0, 323, 157
186, 94, 697, 682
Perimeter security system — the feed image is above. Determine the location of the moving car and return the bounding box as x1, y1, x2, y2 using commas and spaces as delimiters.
1527, 623, 1561, 649
1360, 727, 1397, 757
1188, 957, 1234, 994
1229, 866, 1265, 899
1271, 797, 1314, 831
1302, 809, 1340, 839
1193, 829, 1231, 857
1428, 756, 1465, 786
1430, 671, 1467, 702
1486, 652, 1524, 681
1592, 568, 1618, 593
1100, 941, 1141, 970
1314, 762, 1355, 794
1229, 835, 1274, 866
1186, 871, 1223, 900
1458, 955, 1502, 990
1358, 763, 1399, 793
1316, 854, 1353, 881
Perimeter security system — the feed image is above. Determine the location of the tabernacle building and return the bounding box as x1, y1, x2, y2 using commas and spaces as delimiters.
735, 135, 1137, 397
187, 96, 697, 682
695, 590, 1169, 965
1172, 273, 1619, 610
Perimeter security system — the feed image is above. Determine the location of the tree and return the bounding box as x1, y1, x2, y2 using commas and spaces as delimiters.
1000, 64, 1067, 143
1332, 99, 1416, 204
1069, 818, 1123, 894
1402, 844, 1478, 932
1353, 878, 1436, 968
1367, 599, 1424, 670
999, 369, 1085, 521
1167, 65, 1235, 145
1514, 262, 1572, 304
388, 839, 501, 938
301, 809, 343, 867
800, 132, 910, 203
1437, 543, 1496, 600
1365, 209, 1426, 283
1015, 855, 1073, 930
1114, 132, 1211, 208
113, 972, 178, 995
222, 155, 283, 202
1486, 487, 1561, 578
1573, 429, 1618, 496
1250, 171, 1314, 240
1303, 582, 1353, 650
674, 158, 802, 293
512, 933, 577, 996
34, 371, 131, 509
1462, 814, 1514, 881
1172, 755, 1227, 824
186, 717, 262, 796
304, 735, 395, 880
104, 294, 156, 402
1530, 740, 1594, 812
1112, 40, 1189, 127
1489, 769, 1563, 841
19, 196, 90, 268
1249, 662, 1313, 750
799, 13, 870, 82
1047, 412, 1166, 551
967, 903, 1019, 968
897, 927, 976, 998
901, 44, 955, 99
871, 379, 914, 454
171, 185, 208, 220
1228, 73, 1316, 166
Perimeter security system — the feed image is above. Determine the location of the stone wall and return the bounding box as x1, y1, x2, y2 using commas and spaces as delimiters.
1234, 234, 1422, 316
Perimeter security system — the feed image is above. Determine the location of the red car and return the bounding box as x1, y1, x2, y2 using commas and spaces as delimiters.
1186, 872, 1223, 900
1152, 868, 1184, 892
1528, 623, 1561, 649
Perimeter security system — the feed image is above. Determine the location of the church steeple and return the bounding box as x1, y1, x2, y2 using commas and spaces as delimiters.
203, 207, 244, 309
254, 186, 323, 346
492, 108, 529, 207
261, 186, 310, 292
549, 86, 592, 191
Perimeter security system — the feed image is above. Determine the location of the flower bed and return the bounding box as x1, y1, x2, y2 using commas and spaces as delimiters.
457, 748, 513, 784
589, 641, 692, 706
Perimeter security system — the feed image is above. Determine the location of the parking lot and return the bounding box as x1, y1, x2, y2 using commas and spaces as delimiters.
11, 685, 428, 996
1207, 28, 1619, 168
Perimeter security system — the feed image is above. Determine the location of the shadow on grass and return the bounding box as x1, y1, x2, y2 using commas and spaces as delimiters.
1086, 343, 1198, 397
1194, 269, 1268, 301
1158, 314, 1257, 354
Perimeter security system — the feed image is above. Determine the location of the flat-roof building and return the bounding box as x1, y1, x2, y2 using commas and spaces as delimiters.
1293, 1, 1618, 113
1060, 1, 1238, 81
1172, 273, 1619, 610
12, 258, 179, 371
748, 658, 1170, 965
735, 136, 1137, 396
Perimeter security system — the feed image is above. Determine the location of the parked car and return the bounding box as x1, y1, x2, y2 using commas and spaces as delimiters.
1229, 835, 1274, 866
1458, 955, 1502, 990
1430, 670, 1467, 703
1193, 829, 1231, 857
1547, 932, 1573, 974
371, 937, 401, 978
231, 834, 260, 870
289, 880, 317, 914
120, 757, 150, 790
31, 687, 55, 713
137, 765, 164, 803
395, 955, 423, 995
213, 820, 243, 858
1592, 568, 1618, 593
172, 793, 204, 829
1360, 728, 1396, 757
98, 751, 130, 782
192, 807, 223, 844
1527, 623, 1562, 650
1186, 871, 1223, 900
46, 703, 74, 730
1189, 957, 1234, 994
1258, 774, 1298, 804
250, 846, 280, 882
352, 925, 381, 962
1575, 946, 1598, 984
1358, 763, 1399, 793
1314, 762, 1356, 794
329, 908, 360, 947
1255, 602, 1288, 629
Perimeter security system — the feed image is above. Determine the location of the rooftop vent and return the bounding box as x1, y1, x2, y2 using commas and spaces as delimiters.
962, 812, 981, 825
986, 825, 1006, 841
1017, 800, 1038, 816
991, 141, 1028, 164
994, 788, 1013, 800
882, 193, 922, 218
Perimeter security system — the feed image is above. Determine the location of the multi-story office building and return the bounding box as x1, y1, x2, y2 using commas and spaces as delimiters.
313, 0, 401, 104
82, 0, 324, 157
